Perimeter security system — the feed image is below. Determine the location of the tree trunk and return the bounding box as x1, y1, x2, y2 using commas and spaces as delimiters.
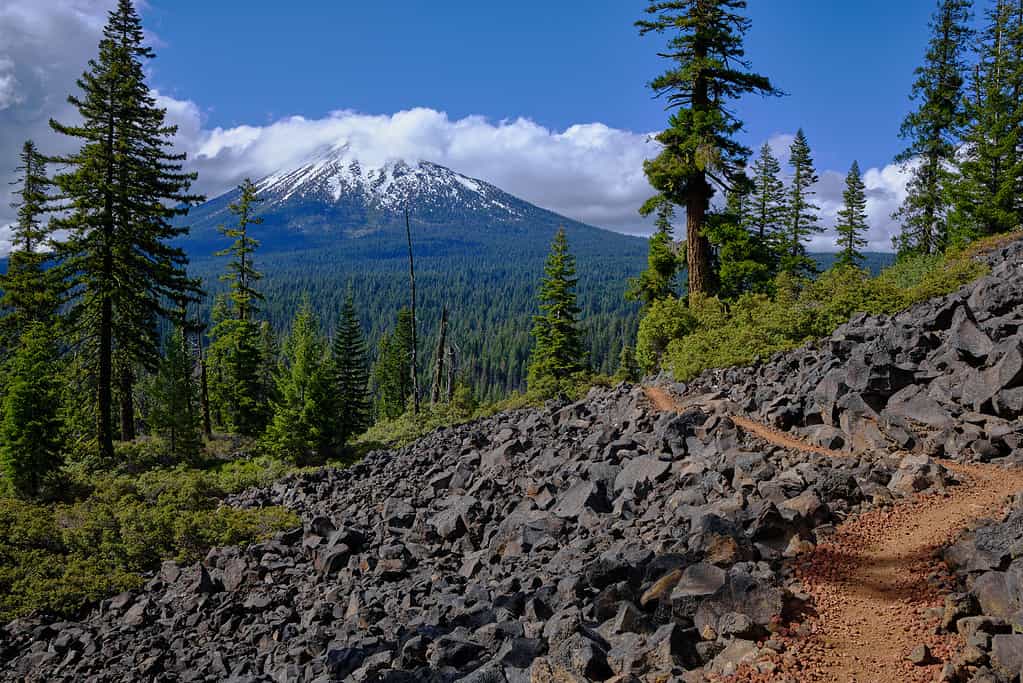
119, 366, 135, 441
431, 307, 448, 404
687, 37, 715, 300
198, 335, 212, 440
446, 346, 458, 403
406, 208, 420, 415
686, 178, 715, 298
97, 295, 114, 460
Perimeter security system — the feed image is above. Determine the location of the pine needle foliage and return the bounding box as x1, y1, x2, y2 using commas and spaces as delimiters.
48, 0, 203, 459
528, 228, 586, 392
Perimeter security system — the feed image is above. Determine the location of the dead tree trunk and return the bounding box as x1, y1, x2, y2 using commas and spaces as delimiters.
446, 345, 458, 403
198, 333, 212, 440
406, 207, 420, 415
431, 307, 448, 404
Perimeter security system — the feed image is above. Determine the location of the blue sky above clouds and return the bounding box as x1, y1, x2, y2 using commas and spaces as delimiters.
0, 0, 946, 250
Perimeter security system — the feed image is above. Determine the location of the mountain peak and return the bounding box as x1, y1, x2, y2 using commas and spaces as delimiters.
253, 145, 520, 218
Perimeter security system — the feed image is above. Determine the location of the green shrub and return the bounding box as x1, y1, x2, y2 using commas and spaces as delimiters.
655, 243, 993, 382
0, 458, 299, 621
635, 296, 694, 372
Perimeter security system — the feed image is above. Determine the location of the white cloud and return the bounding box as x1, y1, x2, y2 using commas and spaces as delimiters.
0, 57, 24, 110
166, 106, 660, 234
0, 0, 912, 254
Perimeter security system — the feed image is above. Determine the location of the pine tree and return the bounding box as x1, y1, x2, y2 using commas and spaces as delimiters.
749, 143, 788, 268
0, 141, 59, 354
614, 345, 641, 383
706, 175, 773, 297
952, 0, 1023, 240
894, 0, 974, 255
373, 308, 413, 420
781, 129, 822, 278
149, 326, 202, 462
528, 228, 586, 391
627, 198, 680, 307
835, 161, 870, 268
330, 291, 373, 448
49, 0, 203, 460
207, 180, 272, 437
216, 179, 264, 322
0, 323, 63, 498
208, 315, 268, 437
264, 300, 332, 463
637, 0, 780, 298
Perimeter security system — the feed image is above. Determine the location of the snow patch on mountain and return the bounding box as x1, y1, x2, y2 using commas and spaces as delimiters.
254, 144, 522, 217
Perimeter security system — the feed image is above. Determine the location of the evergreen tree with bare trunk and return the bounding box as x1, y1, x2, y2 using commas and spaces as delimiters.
637, 0, 780, 299
49, 0, 202, 460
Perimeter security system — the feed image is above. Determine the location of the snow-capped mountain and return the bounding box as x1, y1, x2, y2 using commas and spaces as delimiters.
182, 145, 645, 264
253, 145, 521, 220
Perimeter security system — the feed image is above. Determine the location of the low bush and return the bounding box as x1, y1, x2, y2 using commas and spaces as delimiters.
652, 240, 995, 382
0, 458, 300, 621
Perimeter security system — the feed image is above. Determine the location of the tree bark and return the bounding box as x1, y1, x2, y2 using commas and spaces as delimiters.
118, 365, 135, 441
431, 307, 448, 404
97, 295, 114, 460
686, 35, 716, 300
406, 207, 419, 415
198, 335, 212, 440
686, 178, 715, 298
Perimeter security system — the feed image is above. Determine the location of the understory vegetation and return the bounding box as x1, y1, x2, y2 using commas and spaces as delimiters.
0, 447, 299, 621
638, 242, 999, 381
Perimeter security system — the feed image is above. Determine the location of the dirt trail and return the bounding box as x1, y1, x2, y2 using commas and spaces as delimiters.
642, 386, 1023, 683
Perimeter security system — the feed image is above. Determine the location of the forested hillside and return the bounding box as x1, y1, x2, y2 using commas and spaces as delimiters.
189, 249, 643, 401
178, 151, 652, 400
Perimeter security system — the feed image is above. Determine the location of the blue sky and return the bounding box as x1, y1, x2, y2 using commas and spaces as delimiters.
145, 0, 934, 173
0, 0, 960, 249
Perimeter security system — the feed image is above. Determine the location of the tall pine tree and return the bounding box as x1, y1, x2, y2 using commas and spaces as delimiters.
528, 228, 586, 392
894, 0, 974, 255
208, 181, 272, 436
781, 129, 822, 278
748, 142, 787, 270
49, 0, 202, 459
0, 140, 58, 355
637, 0, 780, 299
835, 161, 870, 268
216, 179, 264, 322
330, 291, 373, 448
953, 0, 1023, 240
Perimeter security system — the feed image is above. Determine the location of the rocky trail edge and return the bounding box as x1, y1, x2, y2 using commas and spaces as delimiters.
644, 385, 1023, 683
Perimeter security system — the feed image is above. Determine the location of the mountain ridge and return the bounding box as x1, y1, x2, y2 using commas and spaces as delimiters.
183, 146, 643, 260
